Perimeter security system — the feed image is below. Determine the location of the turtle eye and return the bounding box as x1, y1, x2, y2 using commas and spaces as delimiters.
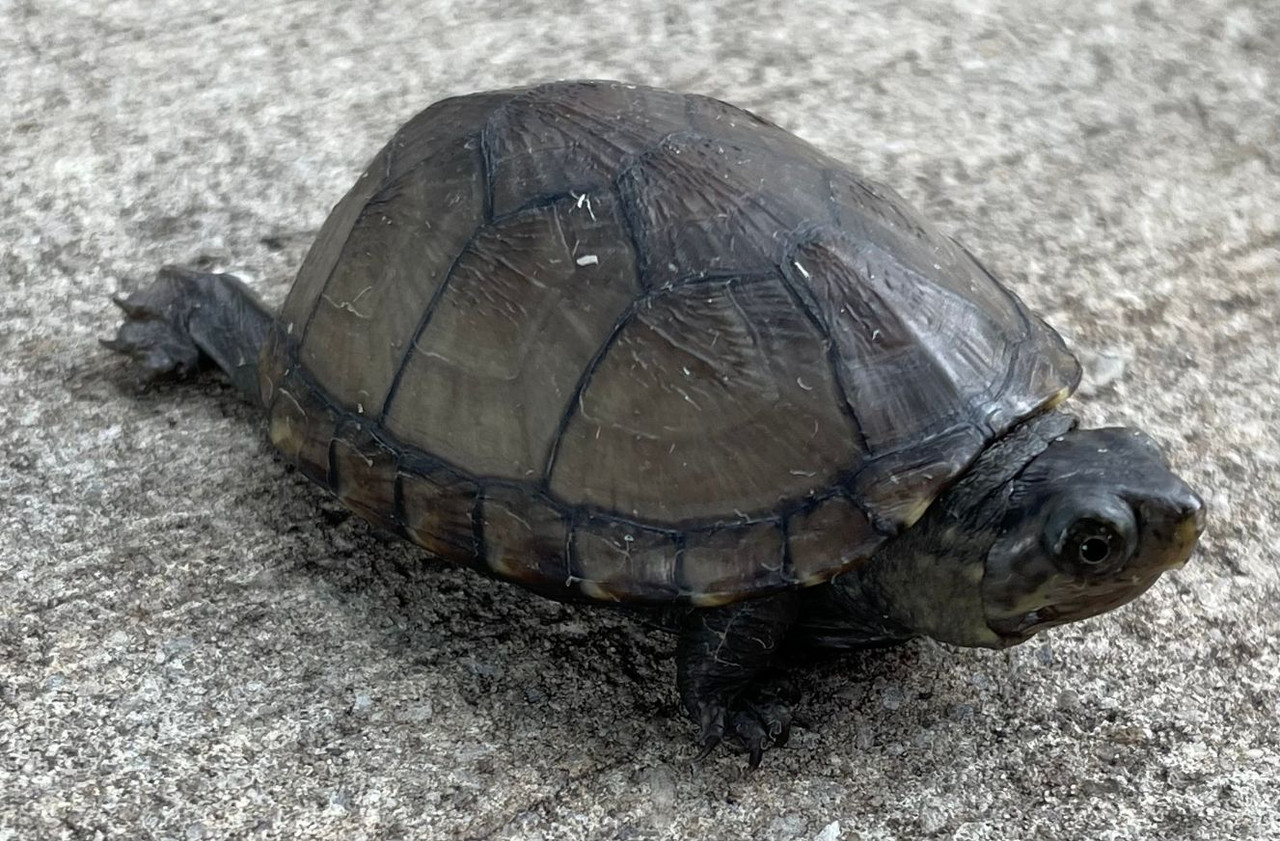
1044, 494, 1138, 574
1062, 518, 1127, 569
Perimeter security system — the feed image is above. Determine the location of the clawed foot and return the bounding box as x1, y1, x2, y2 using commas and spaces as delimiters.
691, 678, 797, 769
101, 266, 206, 381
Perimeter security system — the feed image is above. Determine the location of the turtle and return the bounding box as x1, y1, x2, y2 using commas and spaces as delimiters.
105, 80, 1205, 766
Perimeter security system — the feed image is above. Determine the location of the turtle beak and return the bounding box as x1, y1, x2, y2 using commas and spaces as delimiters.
1162, 489, 1206, 571
1187, 492, 1207, 534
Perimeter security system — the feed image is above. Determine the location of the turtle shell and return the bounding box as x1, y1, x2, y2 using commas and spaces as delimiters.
259, 80, 1080, 606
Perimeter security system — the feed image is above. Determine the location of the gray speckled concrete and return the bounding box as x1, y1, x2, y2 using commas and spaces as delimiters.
3, 1, 1278, 839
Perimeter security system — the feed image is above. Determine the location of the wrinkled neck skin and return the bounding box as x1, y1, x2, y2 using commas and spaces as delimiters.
802, 411, 1077, 651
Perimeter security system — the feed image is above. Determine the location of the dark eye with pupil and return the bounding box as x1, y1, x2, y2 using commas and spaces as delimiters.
1079, 536, 1112, 565
1063, 518, 1126, 570
1045, 500, 1137, 574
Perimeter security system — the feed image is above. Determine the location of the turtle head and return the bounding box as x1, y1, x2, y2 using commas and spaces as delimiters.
982, 426, 1205, 645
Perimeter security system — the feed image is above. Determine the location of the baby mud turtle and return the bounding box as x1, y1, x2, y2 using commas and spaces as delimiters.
107, 81, 1205, 766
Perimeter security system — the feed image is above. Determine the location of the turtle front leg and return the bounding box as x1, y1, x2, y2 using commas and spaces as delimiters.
104, 266, 273, 406
677, 592, 799, 767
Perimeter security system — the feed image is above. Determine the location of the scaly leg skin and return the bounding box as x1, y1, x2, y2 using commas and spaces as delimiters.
103, 265, 274, 406
676, 592, 799, 768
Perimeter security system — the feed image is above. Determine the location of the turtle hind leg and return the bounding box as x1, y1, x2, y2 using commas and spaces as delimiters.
104, 265, 274, 406
677, 592, 800, 768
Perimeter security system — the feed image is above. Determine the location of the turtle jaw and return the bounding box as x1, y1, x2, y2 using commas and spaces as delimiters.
986, 567, 1168, 643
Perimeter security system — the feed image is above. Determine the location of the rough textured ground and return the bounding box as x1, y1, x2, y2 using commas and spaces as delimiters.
3, 1, 1278, 839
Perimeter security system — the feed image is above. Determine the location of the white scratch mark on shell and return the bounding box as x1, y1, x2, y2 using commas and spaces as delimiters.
322, 286, 374, 318
571, 191, 597, 221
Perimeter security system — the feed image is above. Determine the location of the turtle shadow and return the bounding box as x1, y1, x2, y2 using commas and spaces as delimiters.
244, 469, 692, 754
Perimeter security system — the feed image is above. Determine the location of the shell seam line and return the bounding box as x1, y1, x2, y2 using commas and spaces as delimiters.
775, 237, 875, 458
376, 131, 489, 423
539, 295, 641, 489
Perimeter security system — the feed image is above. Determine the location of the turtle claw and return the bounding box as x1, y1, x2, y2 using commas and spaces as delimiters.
693, 737, 721, 763
688, 683, 796, 768
731, 712, 769, 769
109, 293, 147, 318
692, 702, 726, 762
729, 696, 794, 770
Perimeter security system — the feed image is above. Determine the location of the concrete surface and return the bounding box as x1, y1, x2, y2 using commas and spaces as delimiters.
3, 0, 1278, 838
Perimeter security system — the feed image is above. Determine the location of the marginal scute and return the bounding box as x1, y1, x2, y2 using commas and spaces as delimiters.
384, 193, 639, 480
331, 424, 398, 533
481, 488, 570, 589
398, 463, 478, 562
680, 522, 789, 605
267, 379, 336, 488
787, 494, 884, 584
571, 518, 681, 602
850, 425, 989, 532
990, 329, 1081, 432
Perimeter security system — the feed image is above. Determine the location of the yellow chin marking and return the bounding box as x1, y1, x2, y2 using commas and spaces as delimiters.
577, 581, 622, 603
1005, 583, 1060, 617
990, 575, 1071, 625
896, 497, 934, 531
968, 623, 1006, 647
689, 591, 740, 608
1045, 385, 1074, 410
267, 388, 306, 459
